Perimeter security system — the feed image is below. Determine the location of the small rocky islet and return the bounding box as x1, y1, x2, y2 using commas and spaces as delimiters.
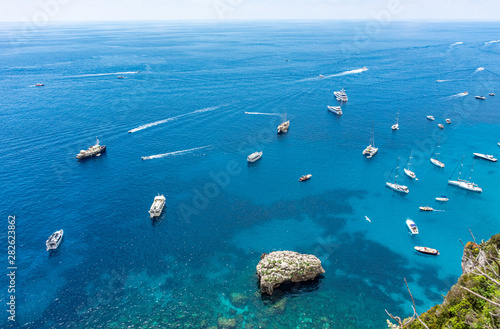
256, 250, 325, 295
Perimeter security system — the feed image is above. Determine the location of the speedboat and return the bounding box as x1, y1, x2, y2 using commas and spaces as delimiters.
327, 105, 342, 115
76, 137, 106, 160
436, 196, 449, 202
247, 151, 263, 163
386, 158, 409, 194
473, 153, 497, 162
458, 181, 482, 193
446, 119, 451, 124
490, 93, 495, 96
475, 96, 486, 100
149, 194, 166, 218
299, 174, 312, 182
35, 83, 44, 87
363, 121, 378, 158
419, 206, 434, 211
334, 88, 348, 102
46, 229, 64, 251
438, 124, 444, 129
406, 219, 419, 235
427, 115, 435, 121
117, 76, 125, 79
414, 246, 439, 255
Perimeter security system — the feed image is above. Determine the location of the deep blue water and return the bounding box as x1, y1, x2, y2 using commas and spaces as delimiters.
1, 21, 500, 328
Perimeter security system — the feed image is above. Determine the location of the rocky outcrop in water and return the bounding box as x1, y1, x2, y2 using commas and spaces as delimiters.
256, 251, 325, 295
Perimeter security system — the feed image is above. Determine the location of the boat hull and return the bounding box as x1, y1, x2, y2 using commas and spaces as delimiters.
386, 182, 409, 194
414, 246, 439, 255
473, 153, 497, 162
76, 146, 106, 160
406, 220, 419, 235
404, 168, 416, 179
430, 158, 445, 168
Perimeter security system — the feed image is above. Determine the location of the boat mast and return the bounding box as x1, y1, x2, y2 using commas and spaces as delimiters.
450, 156, 464, 180
371, 120, 375, 147
394, 157, 400, 183
406, 149, 413, 170
469, 160, 476, 181
433, 137, 441, 159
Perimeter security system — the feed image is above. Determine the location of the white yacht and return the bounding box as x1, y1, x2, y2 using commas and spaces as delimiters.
404, 149, 417, 180
386, 157, 409, 194
327, 105, 343, 115
363, 121, 378, 158
149, 194, 166, 218
46, 229, 64, 251
430, 138, 445, 168
427, 115, 435, 121
448, 157, 482, 193
277, 114, 290, 134
334, 88, 348, 102
435, 196, 449, 202
247, 151, 263, 163
76, 137, 106, 160
406, 219, 419, 235
473, 153, 497, 162
391, 112, 399, 130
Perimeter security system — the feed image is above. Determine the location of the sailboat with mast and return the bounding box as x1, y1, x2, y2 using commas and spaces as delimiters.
430, 138, 445, 168
386, 157, 409, 194
448, 157, 482, 192
391, 112, 399, 130
404, 149, 417, 180
363, 121, 378, 158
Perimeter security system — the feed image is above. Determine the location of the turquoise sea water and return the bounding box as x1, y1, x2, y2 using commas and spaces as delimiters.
1, 21, 500, 328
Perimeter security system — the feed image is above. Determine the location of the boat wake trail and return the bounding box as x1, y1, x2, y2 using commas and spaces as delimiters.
245, 112, 281, 116
485, 40, 500, 45
70, 71, 140, 78
450, 42, 464, 47
141, 145, 212, 160
436, 79, 453, 83
448, 92, 469, 98
299, 67, 368, 82
128, 106, 220, 133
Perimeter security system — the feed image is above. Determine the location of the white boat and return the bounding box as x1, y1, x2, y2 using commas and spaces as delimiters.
414, 246, 439, 256
334, 88, 348, 102
277, 114, 290, 134
385, 157, 409, 194
406, 219, 419, 235
363, 121, 378, 158
427, 115, 435, 121
327, 105, 342, 115
46, 229, 63, 251
438, 124, 444, 129
149, 194, 166, 218
404, 149, 417, 180
490, 93, 495, 96
419, 206, 434, 211
76, 137, 106, 160
35, 83, 44, 87
436, 196, 449, 202
299, 174, 312, 182
473, 153, 497, 162
475, 96, 486, 100
446, 119, 451, 124
391, 112, 399, 130
247, 151, 263, 163
430, 138, 445, 168
448, 157, 482, 193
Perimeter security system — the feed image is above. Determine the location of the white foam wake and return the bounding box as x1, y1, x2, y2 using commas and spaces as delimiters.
71, 71, 140, 78
436, 79, 452, 83
244, 112, 281, 116
141, 145, 211, 160
128, 106, 220, 133
485, 40, 500, 45
448, 92, 469, 98
450, 42, 463, 47
329, 66, 368, 78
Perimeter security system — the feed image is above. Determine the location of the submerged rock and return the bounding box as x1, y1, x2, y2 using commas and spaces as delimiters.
256, 251, 325, 295
217, 317, 236, 329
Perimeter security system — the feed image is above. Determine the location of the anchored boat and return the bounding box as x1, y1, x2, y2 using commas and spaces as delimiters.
327, 105, 343, 115
247, 151, 263, 163
473, 153, 497, 162
299, 174, 312, 182
334, 88, 348, 102
149, 194, 166, 218
430, 138, 445, 168
404, 149, 417, 180
386, 157, 409, 194
76, 137, 106, 160
363, 121, 378, 159
46, 229, 63, 251
406, 219, 419, 235
414, 246, 439, 255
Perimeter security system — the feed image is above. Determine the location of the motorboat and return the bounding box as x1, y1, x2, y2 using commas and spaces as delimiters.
391, 112, 399, 131
319, 74, 325, 78
404, 149, 417, 180
406, 219, 419, 235
385, 157, 409, 194
46, 229, 64, 251
277, 114, 290, 134
448, 157, 482, 193
473, 153, 497, 162
299, 174, 312, 182
247, 151, 263, 163
149, 194, 166, 218
490, 93, 495, 96
438, 124, 444, 129
76, 137, 106, 160
35, 83, 44, 87
435, 196, 449, 202
414, 246, 439, 255
427, 115, 435, 121
475, 96, 486, 100
117, 76, 125, 79
430, 138, 445, 168
363, 121, 378, 158
446, 119, 451, 124
334, 88, 348, 102
327, 105, 342, 115
419, 206, 434, 211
